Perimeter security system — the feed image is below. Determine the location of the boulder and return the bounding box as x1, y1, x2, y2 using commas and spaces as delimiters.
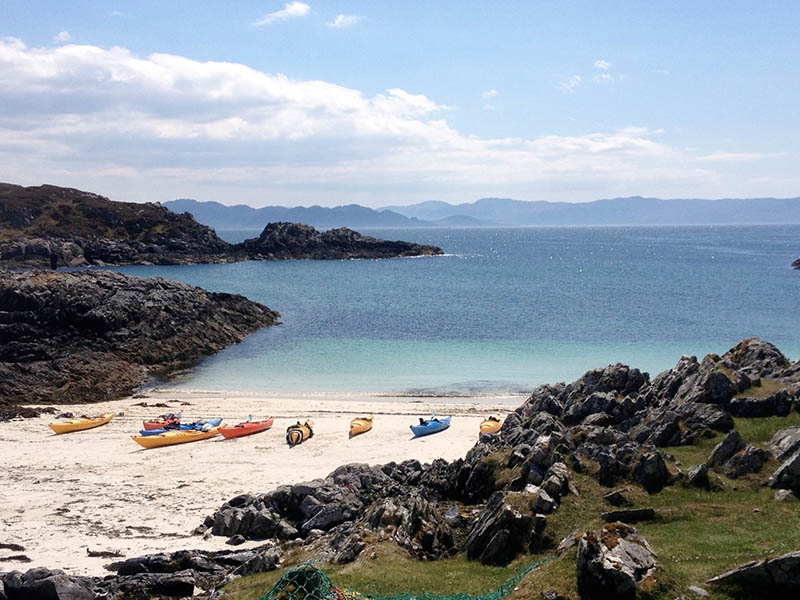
768, 450, 800, 493
769, 427, 800, 462
720, 445, 771, 479
707, 550, 800, 593
729, 390, 794, 418
686, 464, 710, 489
602, 489, 633, 507
3, 568, 95, 600
463, 492, 535, 565
632, 451, 670, 493
600, 508, 655, 524
709, 430, 746, 468
576, 523, 658, 600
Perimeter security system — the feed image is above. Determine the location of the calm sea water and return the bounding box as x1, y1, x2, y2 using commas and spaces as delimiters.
111, 226, 800, 397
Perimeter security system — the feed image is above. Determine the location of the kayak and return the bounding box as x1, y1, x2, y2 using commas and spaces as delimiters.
220, 417, 275, 439
142, 412, 181, 430
49, 413, 114, 434
349, 414, 373, 438
137, 417, 223, 437
479, 416, 503, 437
132, 427, 220, 449
287, 420, 314, 446
410, 415, 451, 438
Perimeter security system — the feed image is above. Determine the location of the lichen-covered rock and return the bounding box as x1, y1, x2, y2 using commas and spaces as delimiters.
576, 522, 658, 600
709, 430, 746, 468
463, 491, 537, 565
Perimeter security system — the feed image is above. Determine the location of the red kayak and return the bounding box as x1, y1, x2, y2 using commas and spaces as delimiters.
142, 413, 181, 431
219, 417, 275, 439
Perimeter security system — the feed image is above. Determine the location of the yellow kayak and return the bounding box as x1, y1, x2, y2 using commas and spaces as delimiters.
287, 420, 314, 446
49, 412, 114, 434
132, 427, 220, 449
349, 414, 373, 438
479, 416, 503, 437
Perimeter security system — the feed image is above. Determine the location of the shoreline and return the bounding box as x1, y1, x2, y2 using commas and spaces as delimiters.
0, 389, 514, 576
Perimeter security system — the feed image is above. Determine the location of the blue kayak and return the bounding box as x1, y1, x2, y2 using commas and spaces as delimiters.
410, 416, 451, 437
138, 417, 222, 436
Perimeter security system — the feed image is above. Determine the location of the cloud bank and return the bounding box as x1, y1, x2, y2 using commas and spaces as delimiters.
0, 38, 750, 205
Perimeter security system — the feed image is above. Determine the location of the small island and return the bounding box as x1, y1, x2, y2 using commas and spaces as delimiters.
0, 183, 444, 269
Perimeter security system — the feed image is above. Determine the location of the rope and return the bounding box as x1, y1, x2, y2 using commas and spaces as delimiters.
261, 558, 553, 600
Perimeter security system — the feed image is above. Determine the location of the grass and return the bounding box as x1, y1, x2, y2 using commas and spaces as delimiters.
223, 413, 800, 600
733, 378, 791, 400
221, 543, 527, 600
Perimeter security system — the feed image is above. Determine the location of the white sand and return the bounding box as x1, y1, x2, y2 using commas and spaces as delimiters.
0, 389, 519, 576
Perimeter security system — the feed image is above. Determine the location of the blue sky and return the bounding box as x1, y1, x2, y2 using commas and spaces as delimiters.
1, 1, 798, 207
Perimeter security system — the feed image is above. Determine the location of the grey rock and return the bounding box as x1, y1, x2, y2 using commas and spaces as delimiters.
729, 391, 794, 418
600, 508, 655, 523
707, 550, 800, 592
769, 427, 800, 462
686, 464, 710, 488
709, 430, 746, 468
227, 534, 246, 546
632, 450, 670, 493
603, 488, 633, 507
3, 568, 95, 600
687, 584, 710, 597
721, 445, 771, 479
774, 489, 797, 501
464, 492, 534, 565
768, 450, 800, 493
577, 523, 658, 600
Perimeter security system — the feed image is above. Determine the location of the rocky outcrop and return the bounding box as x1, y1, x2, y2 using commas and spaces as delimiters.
0, 546, 282, 600
768, 451, 800, 494
0, 184, 444, 268
0, 270, 278, 406
576, 523, 658, 600
238, 222, 443, 260
707, 550, 800, 593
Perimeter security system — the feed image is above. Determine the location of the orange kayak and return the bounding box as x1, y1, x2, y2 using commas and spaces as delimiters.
49, 413, 114, 434
220, 417, 274, 439
479, 416, 503, 437
132, 427, 220, 449
349, 414, 373, 438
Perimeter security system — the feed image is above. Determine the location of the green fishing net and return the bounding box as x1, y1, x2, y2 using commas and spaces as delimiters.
261, 558, 552, 600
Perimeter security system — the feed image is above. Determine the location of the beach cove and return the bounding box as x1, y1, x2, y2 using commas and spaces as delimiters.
0, 389, 517, 575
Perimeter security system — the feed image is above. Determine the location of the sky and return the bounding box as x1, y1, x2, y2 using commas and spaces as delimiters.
1, 1, 799, 208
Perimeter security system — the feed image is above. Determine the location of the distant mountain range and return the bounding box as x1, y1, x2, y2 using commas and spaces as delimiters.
165, 196, 800, 230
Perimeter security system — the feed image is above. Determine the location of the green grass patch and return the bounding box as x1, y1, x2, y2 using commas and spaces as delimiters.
734, 413, 800, 445
221, 543, 527, 600
734, 378, 790, 399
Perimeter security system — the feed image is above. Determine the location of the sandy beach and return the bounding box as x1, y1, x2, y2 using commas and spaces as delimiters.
0, 389, 519, 576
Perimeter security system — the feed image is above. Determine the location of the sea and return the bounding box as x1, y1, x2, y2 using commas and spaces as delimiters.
110, 226, 800, 400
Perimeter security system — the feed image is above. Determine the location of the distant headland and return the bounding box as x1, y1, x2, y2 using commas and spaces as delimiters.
0, 183, 443, 269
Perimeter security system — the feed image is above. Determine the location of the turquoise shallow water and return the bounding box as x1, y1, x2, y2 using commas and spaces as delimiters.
111, 226, 800, 397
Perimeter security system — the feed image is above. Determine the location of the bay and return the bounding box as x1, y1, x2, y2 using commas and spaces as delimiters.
112, 225, 800, 397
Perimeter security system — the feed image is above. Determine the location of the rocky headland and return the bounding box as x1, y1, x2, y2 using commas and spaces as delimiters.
0, 269, 279, 412
0, 183, 443, 268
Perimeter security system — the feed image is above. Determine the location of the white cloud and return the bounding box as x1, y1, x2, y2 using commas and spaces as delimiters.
557, 75, 582, 94
481, 89, 499, 98
53, 31, 71, 43
327, 14, 362, 28
594, 59, 611, 70
0, 38, 738, 205
483, 103, 495, 111
252, 2, 311, 26
698, 151, 774, 162
593, 72, 613, 83
656, 69, 670, 75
